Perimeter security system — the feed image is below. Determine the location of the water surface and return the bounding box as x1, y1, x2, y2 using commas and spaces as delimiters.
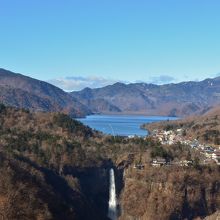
77, 115, 177, 137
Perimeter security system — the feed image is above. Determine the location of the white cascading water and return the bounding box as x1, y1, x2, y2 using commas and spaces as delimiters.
108, 168, 117, 220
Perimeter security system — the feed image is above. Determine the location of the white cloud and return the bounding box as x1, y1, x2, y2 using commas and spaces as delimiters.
48, 76, 120, 91
48, 74, 179, 91
148, 75, 176, 84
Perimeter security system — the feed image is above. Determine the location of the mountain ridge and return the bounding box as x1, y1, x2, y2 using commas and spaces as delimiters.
1, 67, 220, 117
71, 76, 220, 116
0, 68, 91, 117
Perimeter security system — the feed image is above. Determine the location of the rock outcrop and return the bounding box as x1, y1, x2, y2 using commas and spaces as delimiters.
118, 167, 220, 220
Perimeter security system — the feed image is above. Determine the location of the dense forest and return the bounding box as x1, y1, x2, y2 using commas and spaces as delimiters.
0, 105, 219, 219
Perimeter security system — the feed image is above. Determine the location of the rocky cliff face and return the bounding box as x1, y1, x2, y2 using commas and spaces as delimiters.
62, 161, 115, 220
118, 167, 220, 220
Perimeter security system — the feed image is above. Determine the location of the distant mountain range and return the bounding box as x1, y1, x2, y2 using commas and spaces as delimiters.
71, 77, 220, 117
0, 68, 91, 117
1, 68, 220, 117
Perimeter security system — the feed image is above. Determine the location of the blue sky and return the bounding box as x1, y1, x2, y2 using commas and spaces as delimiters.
1, 0, 220, 90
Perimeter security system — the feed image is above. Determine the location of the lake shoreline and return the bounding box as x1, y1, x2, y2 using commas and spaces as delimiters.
88, 112, 177, 117
77, 114, 177, 137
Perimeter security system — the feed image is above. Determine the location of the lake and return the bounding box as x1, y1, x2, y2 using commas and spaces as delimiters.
77, 115, 177, 137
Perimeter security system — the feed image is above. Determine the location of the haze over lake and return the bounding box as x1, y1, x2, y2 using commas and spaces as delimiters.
77, 115, 177, 137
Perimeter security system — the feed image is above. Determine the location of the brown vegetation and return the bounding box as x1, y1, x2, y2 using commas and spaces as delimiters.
0, 105, 219, 219
119, 166, 220, 220
143, 105, 220, 145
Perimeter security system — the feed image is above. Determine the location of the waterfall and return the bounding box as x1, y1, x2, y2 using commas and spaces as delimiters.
108, 168, 117, 220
